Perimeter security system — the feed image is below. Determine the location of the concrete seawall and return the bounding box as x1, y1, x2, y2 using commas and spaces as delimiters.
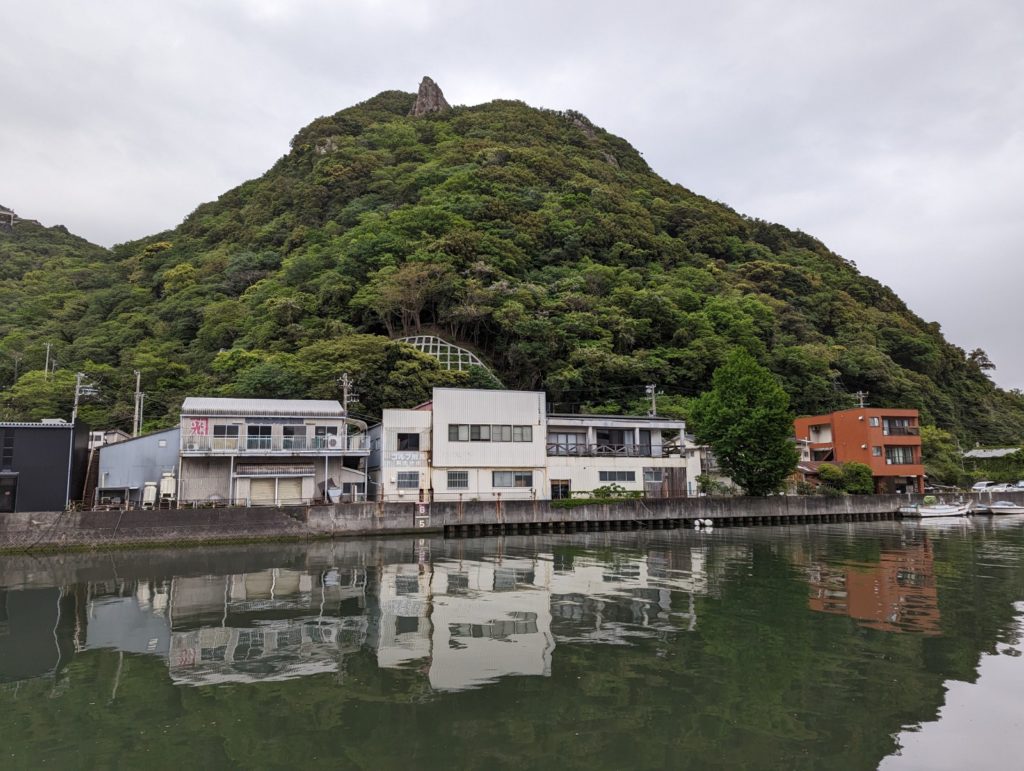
2, 491, 1020, 552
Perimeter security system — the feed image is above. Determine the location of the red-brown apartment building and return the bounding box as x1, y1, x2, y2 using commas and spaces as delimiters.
793, 408, 925, 493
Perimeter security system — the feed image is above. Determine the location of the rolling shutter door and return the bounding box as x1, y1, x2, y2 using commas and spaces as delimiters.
250, 478, 276, 505
278, 477, 303, 504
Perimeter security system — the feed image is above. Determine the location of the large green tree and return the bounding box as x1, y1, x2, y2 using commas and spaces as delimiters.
689, 349, 799, 495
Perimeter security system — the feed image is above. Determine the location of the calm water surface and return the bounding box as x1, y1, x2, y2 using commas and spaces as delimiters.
3, 518, 1024, 769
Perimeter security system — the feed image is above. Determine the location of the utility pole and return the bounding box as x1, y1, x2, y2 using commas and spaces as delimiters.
132, 370, 142, 436
339, 372, 354, 413
44, 343, 51, 380
646, 384, 657, 417
72, 372, 97, 423
855, 390, 869, 408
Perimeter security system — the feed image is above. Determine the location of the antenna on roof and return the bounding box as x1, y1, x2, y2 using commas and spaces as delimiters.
855, 390, 869, 408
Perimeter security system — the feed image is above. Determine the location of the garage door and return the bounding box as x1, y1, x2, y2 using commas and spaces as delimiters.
278, 477, 303, 504
250, 478, 276, 505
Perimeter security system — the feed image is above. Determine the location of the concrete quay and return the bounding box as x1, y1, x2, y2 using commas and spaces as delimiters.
1, 491, 1020, 552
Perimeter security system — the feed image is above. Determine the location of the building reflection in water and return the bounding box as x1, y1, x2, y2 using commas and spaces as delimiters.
806, 536, 941, 635
0, 541, 717, 692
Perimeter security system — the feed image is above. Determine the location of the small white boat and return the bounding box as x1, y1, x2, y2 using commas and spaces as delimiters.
988, 501, 1024, 515
899, 502, 972, 518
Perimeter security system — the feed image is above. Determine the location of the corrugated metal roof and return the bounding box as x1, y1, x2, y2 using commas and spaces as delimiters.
964, 447, 1021, 459
181, 397, 345, 418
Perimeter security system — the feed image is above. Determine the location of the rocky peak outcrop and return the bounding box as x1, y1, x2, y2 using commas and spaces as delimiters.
409, 76, 451, 116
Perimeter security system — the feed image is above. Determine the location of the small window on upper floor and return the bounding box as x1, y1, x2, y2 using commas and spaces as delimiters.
397, 433, 420, 451
869, 417, 880, 427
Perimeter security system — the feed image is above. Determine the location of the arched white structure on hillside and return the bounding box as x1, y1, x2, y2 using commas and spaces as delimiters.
396, 335, 502, 385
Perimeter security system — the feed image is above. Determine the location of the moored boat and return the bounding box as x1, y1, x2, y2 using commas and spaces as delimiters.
899, 502, 972, 518
988, 501, 1024, 515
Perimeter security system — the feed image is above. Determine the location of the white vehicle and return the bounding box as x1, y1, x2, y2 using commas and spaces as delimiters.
971, 481, 997, 492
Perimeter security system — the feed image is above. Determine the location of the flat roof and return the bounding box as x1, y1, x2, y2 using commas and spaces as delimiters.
547, 413, 685, 426
0, 421, 74, 429
964, 448, 1020, 459
181, 397, 345, 418
100, 426, 179, 447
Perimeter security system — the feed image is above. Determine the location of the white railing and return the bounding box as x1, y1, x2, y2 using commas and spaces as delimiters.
182, 434, 368, 453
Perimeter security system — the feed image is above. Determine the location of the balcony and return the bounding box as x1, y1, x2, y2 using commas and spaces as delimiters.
547, 442, 654, 458
182, 434, 368, 454
883, 425, 920, 436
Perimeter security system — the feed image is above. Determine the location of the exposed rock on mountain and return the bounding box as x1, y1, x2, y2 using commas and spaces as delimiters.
409, 76, 451, 116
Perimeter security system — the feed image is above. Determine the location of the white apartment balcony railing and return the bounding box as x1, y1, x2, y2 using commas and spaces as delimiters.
181, 434, 369, 454
547, 442, 655, 458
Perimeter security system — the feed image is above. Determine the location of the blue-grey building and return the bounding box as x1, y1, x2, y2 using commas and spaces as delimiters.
97, 427, 180, 507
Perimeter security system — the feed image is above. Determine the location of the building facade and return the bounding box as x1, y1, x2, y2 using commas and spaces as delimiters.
793, 408, 925, 493
369, 388, 696, 502
96, 427, 181, 507
0, 420, 90, 513
178, 398, 369, 506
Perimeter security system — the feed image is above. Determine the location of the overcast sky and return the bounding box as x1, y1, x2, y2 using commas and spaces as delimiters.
2, 0, 1021, 391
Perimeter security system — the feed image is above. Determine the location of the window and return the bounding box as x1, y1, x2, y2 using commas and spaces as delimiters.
513, 425, 533, 442
314, 425, 338, 449
448, 424, 470, 441
247, 425, 272, 450
872, 446, 882, 457
492, 425, 513, 442
492, 471, 533, 488
885, 446, 916, 465
599, 470, 636, 482
1, 431, 14, 467
282, 425, 306, 449
548, 432, 586, 455
869, 417, 880, 427
639, 429, 652, 456
447, 470, 469, 489
397, 432, 420, 451
448, 424, 530, 442
643, 469, 663, 483
211, 424, 239, 450
396, 471, 420, 489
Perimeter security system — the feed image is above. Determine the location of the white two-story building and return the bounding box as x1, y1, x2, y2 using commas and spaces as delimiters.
178, 397, 369, 505
368, 388, 701, 502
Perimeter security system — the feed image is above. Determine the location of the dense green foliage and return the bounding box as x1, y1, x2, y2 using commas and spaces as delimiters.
1, 91, 1023, 441
921, 425, 967, 486
689, 350, 799, 495
817, 461, 875, 495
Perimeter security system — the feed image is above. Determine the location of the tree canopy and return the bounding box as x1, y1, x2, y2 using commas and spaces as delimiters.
689, 350, 800, 495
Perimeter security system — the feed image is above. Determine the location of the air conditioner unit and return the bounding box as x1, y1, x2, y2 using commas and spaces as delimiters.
186, 441, 199, 451
326, 435, 341, 449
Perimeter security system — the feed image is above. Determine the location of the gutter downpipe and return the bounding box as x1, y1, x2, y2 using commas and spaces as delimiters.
64, 424, 74, 509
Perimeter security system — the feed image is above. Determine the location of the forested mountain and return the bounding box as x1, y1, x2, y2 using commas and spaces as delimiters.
1, 85, 1022, 441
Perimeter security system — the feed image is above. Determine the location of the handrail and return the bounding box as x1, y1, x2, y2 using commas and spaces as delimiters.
182, 434, 369, 453
546, 443, 655, 458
